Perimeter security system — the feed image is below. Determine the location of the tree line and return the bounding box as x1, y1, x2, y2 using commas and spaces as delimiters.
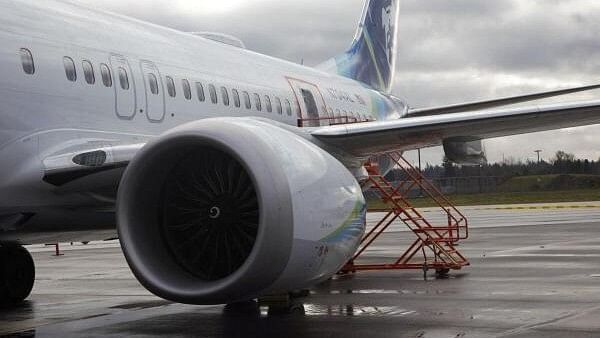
387, 151, 600, 181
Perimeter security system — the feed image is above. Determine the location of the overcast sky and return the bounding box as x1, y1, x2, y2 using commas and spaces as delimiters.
74, 0, 600, 166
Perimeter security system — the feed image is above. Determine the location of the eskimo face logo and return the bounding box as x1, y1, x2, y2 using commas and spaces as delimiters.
381, 4, 394, 65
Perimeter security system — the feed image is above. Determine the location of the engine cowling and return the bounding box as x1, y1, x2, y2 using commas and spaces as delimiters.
443, 137, 487, 165
117, 118, 366, 305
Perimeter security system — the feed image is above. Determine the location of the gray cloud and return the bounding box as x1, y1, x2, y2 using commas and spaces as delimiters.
73, 0, 600, 165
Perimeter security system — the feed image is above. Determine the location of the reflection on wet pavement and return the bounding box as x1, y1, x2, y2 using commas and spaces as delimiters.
2, 209, 600, 337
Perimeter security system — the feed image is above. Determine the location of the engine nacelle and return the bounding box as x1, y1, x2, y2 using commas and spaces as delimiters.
117, 118, 366, 305
443, 137, 487, 166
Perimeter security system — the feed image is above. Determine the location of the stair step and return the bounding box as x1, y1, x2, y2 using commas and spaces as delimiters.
355, 151, 469, 272
427, 238, 458, 243
400, 217, 424, 222
413, 227, 460, 232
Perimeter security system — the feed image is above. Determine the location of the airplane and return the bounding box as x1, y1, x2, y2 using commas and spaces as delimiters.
2, 0, 600, 307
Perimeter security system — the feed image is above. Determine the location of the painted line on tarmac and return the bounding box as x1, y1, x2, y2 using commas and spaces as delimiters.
476, 205, 600, 211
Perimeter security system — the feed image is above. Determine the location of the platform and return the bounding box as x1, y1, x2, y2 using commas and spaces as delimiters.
2, 203, 600, 338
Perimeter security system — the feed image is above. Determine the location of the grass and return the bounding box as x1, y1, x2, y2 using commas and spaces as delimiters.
367, 189, 600, 209
497, 174, 600, 192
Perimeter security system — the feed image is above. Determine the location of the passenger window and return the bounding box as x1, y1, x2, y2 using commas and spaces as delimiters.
182, 79, 192, 100
209, 84, 218, 104
118, 67, 130, 90
63, 57, 77, 82
254, 93, 262, 111
285, 99, 292, 116
295, 100, 301, 117
196, 82, 205, 102
243, 91, 251, 109
275, 97, 283, 115
232, 89, 241, 108
148, 73, 159, 95
221, 87, 230, 106
264, 95, 272, 113
20, 48, 35, 75
82, 60, 95, 85
166, 76, 176, 97
100, 64, 112, 87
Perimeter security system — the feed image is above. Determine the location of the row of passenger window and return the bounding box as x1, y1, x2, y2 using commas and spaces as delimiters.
18, 48, 372, 122
64, 53, 294, 116
20, 48, 123, 89
161, 75, 295, 116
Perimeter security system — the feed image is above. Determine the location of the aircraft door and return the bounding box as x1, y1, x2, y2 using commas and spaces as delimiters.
140, 61, 165, 122
287, 79, 327, 127
301, 89, 319, 125
110, 54, 136, 119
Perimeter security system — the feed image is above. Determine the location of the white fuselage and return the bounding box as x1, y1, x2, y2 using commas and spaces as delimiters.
0, 0, 404, 241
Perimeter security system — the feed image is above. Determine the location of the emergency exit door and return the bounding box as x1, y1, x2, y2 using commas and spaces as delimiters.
110, 54, 136, 119
140, 61, 165, 122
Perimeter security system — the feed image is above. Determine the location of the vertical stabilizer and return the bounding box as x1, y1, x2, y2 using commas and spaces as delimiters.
317, 0, 400, 93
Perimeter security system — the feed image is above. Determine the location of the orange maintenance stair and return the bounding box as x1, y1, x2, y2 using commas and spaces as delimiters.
341, 152, 469, 275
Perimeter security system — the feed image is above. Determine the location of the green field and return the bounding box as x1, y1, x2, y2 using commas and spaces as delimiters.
367, 175, 600, 208
497, 174, 600, 192
367, 189, 600, 209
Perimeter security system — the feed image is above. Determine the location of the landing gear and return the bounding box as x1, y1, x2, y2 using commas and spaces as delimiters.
0, 244, 35, 307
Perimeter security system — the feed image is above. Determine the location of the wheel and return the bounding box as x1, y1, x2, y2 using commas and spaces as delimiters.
435, 268, 451, 276
0, 245, 35, 307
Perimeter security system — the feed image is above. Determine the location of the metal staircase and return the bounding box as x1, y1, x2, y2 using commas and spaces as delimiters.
340, 152, 469, 275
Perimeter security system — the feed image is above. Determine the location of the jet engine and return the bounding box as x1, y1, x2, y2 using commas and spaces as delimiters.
117, 118, 366, 305
443, 137, 487, 165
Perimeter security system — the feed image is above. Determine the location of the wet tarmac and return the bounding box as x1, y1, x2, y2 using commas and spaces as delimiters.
2, 203, 600, 337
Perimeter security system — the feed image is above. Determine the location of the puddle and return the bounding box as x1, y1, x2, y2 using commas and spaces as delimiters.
110, 300, 173, 310
301, 304, 417, 317
324, 289, 453, 296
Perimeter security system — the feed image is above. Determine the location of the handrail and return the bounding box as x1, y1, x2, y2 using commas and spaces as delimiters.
297, 115, 373, 127
386, 152, 469, 240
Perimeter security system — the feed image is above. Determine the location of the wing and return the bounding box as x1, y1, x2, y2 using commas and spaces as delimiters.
311, 100, 600, 156
408, 84, 600, 117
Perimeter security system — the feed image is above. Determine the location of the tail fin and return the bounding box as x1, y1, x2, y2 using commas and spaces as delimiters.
317, 0, 400, 93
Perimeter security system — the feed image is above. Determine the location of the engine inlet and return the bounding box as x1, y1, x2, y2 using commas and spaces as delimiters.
161, 148, 259, 281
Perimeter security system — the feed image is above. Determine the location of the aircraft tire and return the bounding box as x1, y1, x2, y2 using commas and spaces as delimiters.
0, 244, 35, 307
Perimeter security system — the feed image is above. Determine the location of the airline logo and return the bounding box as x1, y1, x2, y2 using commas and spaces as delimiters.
382, 3, 395, 66
335, 0, 398, 93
